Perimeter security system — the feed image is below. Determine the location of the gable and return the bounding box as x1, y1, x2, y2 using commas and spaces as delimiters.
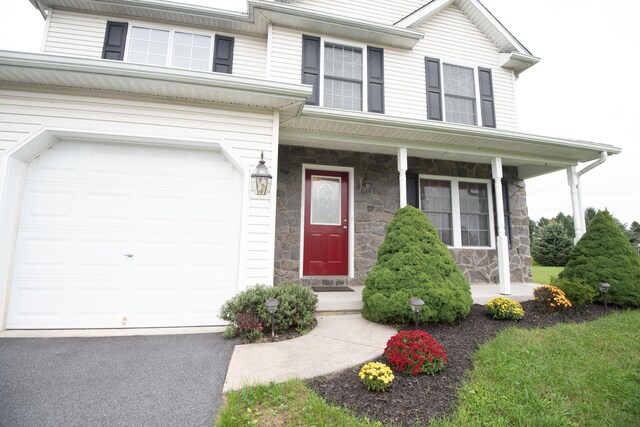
415, 4, 501, 64
287, 0, 427, 26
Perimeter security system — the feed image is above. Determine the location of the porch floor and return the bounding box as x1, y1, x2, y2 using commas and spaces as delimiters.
315, 283, 541, 313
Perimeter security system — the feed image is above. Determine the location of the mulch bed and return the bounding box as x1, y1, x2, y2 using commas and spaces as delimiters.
307, 301, 617, 426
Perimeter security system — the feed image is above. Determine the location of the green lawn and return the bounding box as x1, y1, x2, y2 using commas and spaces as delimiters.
532, 265, 563, 284
217, 311, 640, 427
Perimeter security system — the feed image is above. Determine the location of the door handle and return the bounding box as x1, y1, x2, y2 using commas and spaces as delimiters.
343, 226, 348, 230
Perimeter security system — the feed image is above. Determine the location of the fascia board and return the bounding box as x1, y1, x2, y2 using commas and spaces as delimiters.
251, 0, 424, 49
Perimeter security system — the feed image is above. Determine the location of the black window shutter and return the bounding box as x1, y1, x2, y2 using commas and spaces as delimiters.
406, 172, 420, 209
301, 35, 321, 106
102, 21, 128, 61
213, 35, 234, 74
425, 57, 443, 121
479, 67, 496, 128
367, 46, 384, 113
493, 180, 512, 247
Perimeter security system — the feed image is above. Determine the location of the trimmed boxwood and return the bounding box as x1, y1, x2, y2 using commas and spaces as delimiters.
559, 210, 640, 307
362, 205, 472, 324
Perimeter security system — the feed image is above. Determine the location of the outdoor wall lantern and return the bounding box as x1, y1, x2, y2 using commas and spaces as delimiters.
409, 297, 425, 330
251, 151, 272, 196
599, 282, 611, 312
264, 298, 280, 341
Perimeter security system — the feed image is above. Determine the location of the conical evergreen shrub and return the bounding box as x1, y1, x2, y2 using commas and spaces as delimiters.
559, 210, 640, 307
362, 205, 472, 324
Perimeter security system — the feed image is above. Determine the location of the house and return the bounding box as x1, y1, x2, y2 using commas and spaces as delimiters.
0, 0, 621, 331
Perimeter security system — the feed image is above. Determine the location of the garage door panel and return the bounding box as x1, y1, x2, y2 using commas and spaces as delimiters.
8, 140, 243, 329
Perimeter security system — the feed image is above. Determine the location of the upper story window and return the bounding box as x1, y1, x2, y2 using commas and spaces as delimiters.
324, 43, 363, 111
425, 58, 496, 128
419, 175, 495, 249
302, 35, 384, 114
443, 64, 477, 125
102, 21, 234, 74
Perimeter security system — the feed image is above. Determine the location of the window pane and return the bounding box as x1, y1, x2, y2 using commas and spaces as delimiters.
443, 64, 477, 125
323, 43, 363, 111
459, 182, 490, 247
445, 96, 476, 125
171, 32, 212, 71
129, 27, 169, 66
324, 79, 362, 111
419, 179, 453, 245
310, 176, 341, 225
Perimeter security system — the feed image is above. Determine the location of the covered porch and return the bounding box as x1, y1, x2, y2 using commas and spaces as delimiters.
274, 107, 621, 294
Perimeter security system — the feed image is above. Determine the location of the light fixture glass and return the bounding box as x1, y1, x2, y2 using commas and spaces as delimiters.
251, 151, 273, 196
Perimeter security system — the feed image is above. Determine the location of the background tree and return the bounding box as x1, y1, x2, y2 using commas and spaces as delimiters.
553, 212, 575, 238
584, 207, 597, 229
531, 222, 573, 266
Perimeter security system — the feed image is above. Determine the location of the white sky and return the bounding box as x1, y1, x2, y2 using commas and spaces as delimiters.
1, 0, 638, 224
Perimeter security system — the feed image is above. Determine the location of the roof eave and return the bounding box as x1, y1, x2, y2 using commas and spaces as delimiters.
250, 0, 424, 49
0, 51, 312, 119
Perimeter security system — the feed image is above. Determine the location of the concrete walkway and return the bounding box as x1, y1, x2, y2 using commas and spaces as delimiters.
223, 314, 395, 392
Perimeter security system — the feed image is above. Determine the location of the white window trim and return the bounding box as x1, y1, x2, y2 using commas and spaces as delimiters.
435, 57, 483, 126
418, 174, 495, 250
123, 20, 222, 73
318, 36, 368, 112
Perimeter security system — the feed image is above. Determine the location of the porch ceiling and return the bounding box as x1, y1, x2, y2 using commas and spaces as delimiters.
280, 107, 622, 179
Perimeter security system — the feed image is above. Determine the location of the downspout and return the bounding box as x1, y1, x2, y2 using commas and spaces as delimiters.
576, 151, 609, 238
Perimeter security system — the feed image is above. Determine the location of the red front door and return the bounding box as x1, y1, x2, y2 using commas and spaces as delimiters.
303, 169, 349, 276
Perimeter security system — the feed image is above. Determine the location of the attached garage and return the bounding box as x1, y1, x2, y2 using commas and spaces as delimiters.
5, 137, 244, 329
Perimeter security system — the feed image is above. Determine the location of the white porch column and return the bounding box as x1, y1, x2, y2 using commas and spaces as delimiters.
566, 166, 583, 242
398, 147, 407, 207
491, 157, 511, 295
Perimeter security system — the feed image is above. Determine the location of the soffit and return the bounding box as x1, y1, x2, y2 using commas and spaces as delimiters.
280, 107, 621, 179
0, 51, 311, 122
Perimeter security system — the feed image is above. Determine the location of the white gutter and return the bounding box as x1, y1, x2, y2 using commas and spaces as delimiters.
575, 151, 609, 237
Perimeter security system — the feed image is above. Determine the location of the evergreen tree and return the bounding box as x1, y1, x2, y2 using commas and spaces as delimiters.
531, 222, 573, 266
362, 206, 472, 324
560, 210, 640, 307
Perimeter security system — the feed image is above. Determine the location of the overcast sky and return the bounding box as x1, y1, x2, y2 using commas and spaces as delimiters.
1, 0, 638, 224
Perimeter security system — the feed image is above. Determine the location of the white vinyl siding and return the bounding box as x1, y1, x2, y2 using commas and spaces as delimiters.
42, 9, 267, 79
43, 9, 106, 58
291, 0, 428, 26
0, 89, 275, 285
269, 26, 302, 84
412, 5, 518, 129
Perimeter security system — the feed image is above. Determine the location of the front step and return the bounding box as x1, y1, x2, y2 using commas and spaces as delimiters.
314, 285, 364, 313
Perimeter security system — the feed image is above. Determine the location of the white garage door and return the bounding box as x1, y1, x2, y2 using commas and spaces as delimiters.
7, 141, 243, 329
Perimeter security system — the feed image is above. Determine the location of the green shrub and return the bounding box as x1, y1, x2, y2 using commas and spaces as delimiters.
362, 206, 472, 324
559, 210, 640, 307
550, 276, 598, 306
485, 297, 525, 320
219, 283, 318, 340
531, 222, 573, 266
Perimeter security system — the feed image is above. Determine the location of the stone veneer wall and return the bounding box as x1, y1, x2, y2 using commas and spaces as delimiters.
274, 145, 532, 286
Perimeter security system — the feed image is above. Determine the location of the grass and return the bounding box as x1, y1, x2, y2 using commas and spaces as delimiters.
532, 265, 564, 284
216, 380, 386, 427
433, 310, 640, 426
216, 311, 640, 427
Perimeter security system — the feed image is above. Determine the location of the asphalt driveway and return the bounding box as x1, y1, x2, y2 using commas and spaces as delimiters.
0, 333, 236, 427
